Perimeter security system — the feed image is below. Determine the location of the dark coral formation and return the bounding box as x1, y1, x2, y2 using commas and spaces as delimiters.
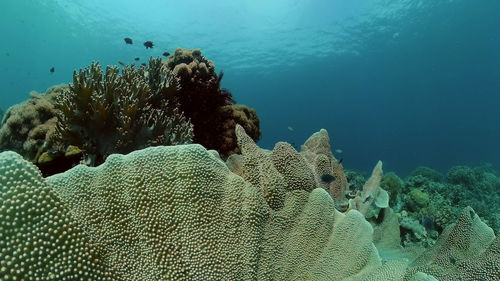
54, 58, 194, 166
0, 85, 68, 163
166, 48, 260, 158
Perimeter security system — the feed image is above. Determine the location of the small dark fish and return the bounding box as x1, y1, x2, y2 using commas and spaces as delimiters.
49, 67, 54, 73
141, 63, 147, 67
162, 52, 170, 57
134, 57, 140, 61
118, 61, 126, 66
124, 37, 133, 44
421, 216, 434, 230
320, 174, 335, 184
144, 41, 154, 49
337, 158, 343, 164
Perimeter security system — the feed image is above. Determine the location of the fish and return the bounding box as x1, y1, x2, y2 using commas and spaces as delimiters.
320, 174, 335, 184
421, 216, 434, 230
335, 149, 343, 154
141, 63, 147, 67
49, 67, 54, 73
162, 52, 170, 57
144, 41, 154, 49
134, 57, 140, 61
287, 126, 294, 131
124, 37, 133, 44
118, 61, 126, 66
337, 158, 343, 164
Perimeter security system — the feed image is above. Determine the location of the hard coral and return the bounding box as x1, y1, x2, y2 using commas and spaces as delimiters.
348, 161, 390, 219
0, 127, 498, 280
406, 207, 499, 280
54, 58, 193, 165
410, 166, 443, 182
0, 85, 68, 162
166, 48, 261, 158
381, 171, 403, 206
218, 104, 260, 156
0, 128, 393, 280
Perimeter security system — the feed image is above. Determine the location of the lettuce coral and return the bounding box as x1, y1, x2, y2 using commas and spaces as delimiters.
0, 125, 498, 280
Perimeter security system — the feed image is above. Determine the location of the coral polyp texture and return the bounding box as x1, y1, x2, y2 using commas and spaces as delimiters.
166, 48, 261, 158
54, 57, 194, 166
0, 85, 68, 163
1, 125, 498, 280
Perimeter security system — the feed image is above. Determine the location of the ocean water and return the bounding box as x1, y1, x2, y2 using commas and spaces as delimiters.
1, 0, 499, 176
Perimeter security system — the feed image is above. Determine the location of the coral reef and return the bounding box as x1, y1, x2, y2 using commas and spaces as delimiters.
381, 172, 404, 207
0, 126, 498, 280
166, 48, 261, 158
404, 207, 499, 280
409, 166, 443, 182
345, 169, 367, 190
402, 164, 500, 235
1, 49, 260, 174
217, 104, 260, 157
54, 58, 194, 166
348, 161, 389, 219
0, 85, 68, 163
0, 107, 4, 122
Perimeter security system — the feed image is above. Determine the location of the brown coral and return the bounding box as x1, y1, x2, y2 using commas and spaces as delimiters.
54, 58, 193, 165
166, 48, 261, 159
0, 85, 68, 162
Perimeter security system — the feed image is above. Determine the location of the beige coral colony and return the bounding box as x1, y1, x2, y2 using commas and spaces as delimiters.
0, 122, 498, 280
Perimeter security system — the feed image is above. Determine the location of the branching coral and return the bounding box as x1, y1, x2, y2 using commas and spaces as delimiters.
166, 48, 261, 158
54, 58, 193, 165
2, 49, 261, 173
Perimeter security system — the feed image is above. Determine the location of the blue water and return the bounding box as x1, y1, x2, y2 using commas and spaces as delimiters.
1, 0, 499, 175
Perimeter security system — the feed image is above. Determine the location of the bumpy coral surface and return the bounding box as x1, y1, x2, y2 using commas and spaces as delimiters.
0, 126, 498, 280
166, 48, 261, 158
55, 58, 193, 166
0, 85, 68, 162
